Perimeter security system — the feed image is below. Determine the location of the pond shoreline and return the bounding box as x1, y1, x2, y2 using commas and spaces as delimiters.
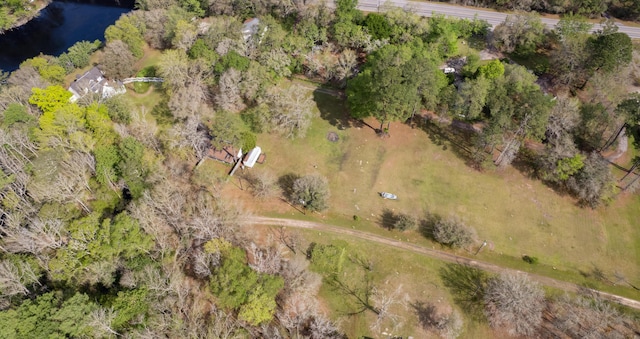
1, 0, 52, 34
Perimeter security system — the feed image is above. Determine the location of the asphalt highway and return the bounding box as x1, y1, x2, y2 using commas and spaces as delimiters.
348, 0, 640, 38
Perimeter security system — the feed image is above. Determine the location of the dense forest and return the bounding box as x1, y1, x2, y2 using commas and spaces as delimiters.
0, 0, 640, 337
441, 0, 640, 21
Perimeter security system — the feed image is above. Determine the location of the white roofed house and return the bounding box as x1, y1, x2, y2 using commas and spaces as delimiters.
241, 18, 267, 46
242, 18, 260, 42
68, 66, 126, 102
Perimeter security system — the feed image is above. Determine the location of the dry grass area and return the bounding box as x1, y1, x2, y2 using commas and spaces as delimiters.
218, 83, 640, 301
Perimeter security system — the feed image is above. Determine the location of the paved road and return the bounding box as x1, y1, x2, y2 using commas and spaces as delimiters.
246, 216, 640, 310
346, 0, 640, 38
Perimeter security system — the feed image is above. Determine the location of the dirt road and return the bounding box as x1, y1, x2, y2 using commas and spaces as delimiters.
246, 216, 640, 310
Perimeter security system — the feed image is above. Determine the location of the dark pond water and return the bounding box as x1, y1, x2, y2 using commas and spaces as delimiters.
0, 0, 133, 72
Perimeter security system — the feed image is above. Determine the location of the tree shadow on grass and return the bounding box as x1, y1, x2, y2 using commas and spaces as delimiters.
418, 212, 440, 241
411, 301, 439, 330
277, 173, 300, 202
439, 263, 488, 321
418, 118, 485, 170
313, 89, 355, 130
378, 208, 398, 230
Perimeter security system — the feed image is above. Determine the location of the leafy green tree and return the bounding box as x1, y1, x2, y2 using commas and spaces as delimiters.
57, 40, 101, 72
454, 76, 491, 119
2, 103, 32, 127
22, 57, 66, 83
188, 38, 219, 64
48, 212, 154, 286
308, 241, 348, 274
95, 145, 120, 187
36, 102, 94, 152
478, 60, 505, 80
210, 246, 283, 325
110, 289, 150, 330
364, 13, 391, 39
29, 85, 72, 115
331, 0, 368, 48
117, 137, 148, 199
492, 13, 545, 55
347, 43, 447, 132
105, 14, 145, 58
555, 154, 585, 181
589, 32, 633, 73
0, 292, 98, 339
485, 64, 554, 167
214, 50, 250, 74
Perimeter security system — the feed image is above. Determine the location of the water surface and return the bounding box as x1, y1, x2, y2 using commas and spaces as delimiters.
0, 0, 132, 72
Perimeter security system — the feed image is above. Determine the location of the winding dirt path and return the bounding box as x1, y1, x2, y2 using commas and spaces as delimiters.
245, 216, 640, 310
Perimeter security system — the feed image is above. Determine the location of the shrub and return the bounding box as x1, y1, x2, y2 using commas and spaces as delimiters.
291, 174, 330, 212
432, 217, 476, 248
522, 255, 538, 264
394, 213, 417, 231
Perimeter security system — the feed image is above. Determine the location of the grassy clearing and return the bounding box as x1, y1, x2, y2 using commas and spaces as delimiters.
282, 227, 495, 339
227, 81, 640, 302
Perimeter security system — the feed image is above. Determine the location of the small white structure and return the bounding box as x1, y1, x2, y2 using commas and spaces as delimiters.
68, 67, 126, 102
443, 67, 456, 74
242, 18, 261, 42
243, 147, 262, 168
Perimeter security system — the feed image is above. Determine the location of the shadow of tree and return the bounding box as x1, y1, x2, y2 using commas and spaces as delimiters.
419, 212, 441, 241
418, 118, 485, 170
378, 208, 398, 230
411, 301, 439, 330
439, 263, 488, 320
313, 89, 354, 130
150, 98, 175, 125
277, 173, 300, 202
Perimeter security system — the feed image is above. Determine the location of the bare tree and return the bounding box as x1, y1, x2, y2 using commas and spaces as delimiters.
484, 272, 545, 337
89, 307, 119, 337
413, 301, 463, 339
100, 40, 137, 80
0, 260, 39, 297
216, 68, 246, 112
262, 85, 316, 139
157, 50, 211, 119
247, 242, 282, 275
243, 170, 280, 200
0, 218, 64, 254
370, 284, 407, 333
273, 227, 300, 255
548, 294, 630, 339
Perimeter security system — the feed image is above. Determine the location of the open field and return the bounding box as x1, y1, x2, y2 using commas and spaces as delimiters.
218, 82, 640, 301
242, 223, 495, 338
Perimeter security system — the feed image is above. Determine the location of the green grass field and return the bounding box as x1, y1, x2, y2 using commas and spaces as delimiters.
245, 82, 640, 302
256, 226, 495, 338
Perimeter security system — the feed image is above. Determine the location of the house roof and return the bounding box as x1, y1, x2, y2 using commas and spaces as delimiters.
242, 18, 260, 41
243, 146, 262, 168
68, 67, 125, 102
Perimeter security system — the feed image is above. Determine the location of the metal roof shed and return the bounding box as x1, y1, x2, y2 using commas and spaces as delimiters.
243, 147, 262, 168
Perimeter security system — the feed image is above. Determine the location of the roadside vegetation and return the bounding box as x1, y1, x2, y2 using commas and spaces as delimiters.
1, 0, 640, 337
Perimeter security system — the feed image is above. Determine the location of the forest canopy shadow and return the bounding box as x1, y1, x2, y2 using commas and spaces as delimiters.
439, 263, 488, 320
313, 89, 358, 130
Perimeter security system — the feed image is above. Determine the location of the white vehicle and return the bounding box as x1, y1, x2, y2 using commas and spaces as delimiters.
379, 192, 398, 200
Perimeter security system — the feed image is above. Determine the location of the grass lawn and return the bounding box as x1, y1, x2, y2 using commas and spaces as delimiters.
221, 80, 640, 302
242, 224, 495, 338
